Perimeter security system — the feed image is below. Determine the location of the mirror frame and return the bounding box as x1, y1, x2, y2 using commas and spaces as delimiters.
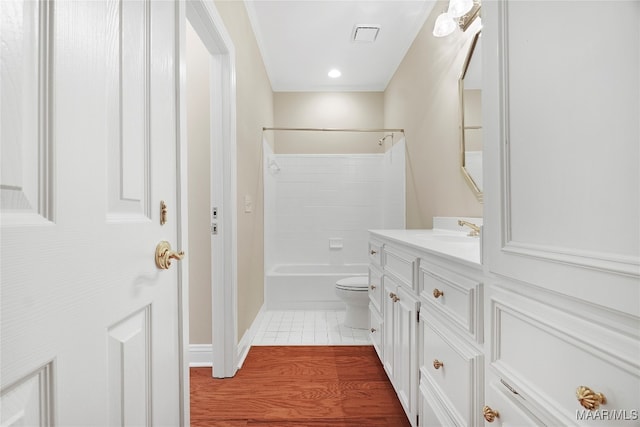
459, 29, 483, 203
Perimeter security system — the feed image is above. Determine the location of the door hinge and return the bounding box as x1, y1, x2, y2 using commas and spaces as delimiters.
416, 310, 420, 323
211, 223, 218, 235
416, 414, 419, 426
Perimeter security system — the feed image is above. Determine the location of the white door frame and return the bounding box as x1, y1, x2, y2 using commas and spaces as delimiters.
176, 0, 238, 394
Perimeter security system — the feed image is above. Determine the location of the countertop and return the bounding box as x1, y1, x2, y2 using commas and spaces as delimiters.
369, 229, 482, 267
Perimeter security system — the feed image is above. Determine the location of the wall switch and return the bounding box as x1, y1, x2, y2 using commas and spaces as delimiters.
244, 195, 253, 213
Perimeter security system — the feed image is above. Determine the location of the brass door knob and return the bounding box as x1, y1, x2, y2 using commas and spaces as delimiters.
433, 288, 444, 298
576, 386, 607, 410
483, 406, 499, 423
155, 241, 185, 269
433, 359, 444, 369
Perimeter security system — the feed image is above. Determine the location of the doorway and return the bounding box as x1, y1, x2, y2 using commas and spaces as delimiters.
179, 0, 238, 380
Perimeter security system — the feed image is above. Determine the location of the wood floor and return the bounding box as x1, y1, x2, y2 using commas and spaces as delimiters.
190, 346, 411, 426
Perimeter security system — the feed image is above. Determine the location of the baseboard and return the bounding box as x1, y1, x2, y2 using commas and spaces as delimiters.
189, 304, 266, 369
189, 344, 213, 367
236, 304, 266, 369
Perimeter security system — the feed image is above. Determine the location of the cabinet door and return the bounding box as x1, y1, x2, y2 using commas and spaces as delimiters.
369, 304, 383, 360
382, 276, 397, 379
393, 286, 420, 423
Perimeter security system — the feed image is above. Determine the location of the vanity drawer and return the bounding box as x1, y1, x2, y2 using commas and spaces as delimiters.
368, 267, 383, 313
420, 313, 483, 426
384, 245, 417, 291
483, 379, 546, 426
369, 240, 383, 267
490, 285, 640, 425
419, 260, 482, 343
369, 304, 383, 360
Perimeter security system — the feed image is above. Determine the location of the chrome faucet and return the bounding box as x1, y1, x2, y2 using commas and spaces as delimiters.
458, 220, 480, 237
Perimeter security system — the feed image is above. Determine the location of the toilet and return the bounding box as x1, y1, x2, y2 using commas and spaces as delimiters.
335, 276, 370, 329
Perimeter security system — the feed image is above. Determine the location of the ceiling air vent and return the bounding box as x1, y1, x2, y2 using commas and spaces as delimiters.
352, 25, 380, 43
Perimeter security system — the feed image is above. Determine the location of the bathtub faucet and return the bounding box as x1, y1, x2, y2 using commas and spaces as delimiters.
458, 220, 480, 237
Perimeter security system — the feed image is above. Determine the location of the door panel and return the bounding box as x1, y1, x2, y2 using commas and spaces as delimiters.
0, 0, 53, 225
1, 1, 182, 425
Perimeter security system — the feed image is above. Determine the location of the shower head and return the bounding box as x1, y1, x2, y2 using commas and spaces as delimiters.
378, 134, 394, 146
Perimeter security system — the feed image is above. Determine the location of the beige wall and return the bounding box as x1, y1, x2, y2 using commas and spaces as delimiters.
384, 0, 483, 228
214, 0, 274, 342
273, 92, 385, 154
186, 22, 213, 345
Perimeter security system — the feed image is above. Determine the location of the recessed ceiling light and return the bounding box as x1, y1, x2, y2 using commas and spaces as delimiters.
328, 69, 341, 78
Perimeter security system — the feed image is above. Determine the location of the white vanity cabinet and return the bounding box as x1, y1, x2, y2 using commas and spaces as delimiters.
368, 233, 422, 426
417, 254, 484, 427
369, 230, 482, 427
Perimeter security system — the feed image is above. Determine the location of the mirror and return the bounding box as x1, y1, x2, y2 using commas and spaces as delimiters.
459, 30, 483, 202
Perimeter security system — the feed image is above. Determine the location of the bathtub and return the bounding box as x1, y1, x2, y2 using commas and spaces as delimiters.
265, 264, 369, 310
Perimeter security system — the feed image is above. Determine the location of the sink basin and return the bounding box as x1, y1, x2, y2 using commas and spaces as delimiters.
414, 232, 477, 243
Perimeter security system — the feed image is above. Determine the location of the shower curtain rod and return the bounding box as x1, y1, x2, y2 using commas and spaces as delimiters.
262, 127, 404, 134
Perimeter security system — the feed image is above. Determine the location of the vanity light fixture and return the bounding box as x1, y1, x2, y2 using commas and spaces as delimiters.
433, 0, 481, 37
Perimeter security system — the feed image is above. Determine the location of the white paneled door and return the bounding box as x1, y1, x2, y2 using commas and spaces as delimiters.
1, 1, 183, 425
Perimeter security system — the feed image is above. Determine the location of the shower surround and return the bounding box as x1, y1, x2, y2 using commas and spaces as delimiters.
264, 140, 405, 309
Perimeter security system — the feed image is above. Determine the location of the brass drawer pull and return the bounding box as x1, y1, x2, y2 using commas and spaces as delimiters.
433, 288, 444, 298
433, 359, 444, 369
483, 406, 499, 423
576, 386, 607, 410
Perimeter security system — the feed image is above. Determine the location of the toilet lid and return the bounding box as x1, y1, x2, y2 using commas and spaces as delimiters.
336, 276, 369, 291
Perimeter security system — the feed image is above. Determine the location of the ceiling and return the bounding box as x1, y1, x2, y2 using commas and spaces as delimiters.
244, 1, 437, 92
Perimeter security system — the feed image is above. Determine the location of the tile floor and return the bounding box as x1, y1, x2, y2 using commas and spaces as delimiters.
252, 310, 371, 346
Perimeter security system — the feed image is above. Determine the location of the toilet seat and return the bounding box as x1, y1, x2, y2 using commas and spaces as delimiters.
335, 276, 368, 291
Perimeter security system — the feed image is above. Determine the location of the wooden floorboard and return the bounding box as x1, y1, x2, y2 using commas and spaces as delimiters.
190, 346, 411, 426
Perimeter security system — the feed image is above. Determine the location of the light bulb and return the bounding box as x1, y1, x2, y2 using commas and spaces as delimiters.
448, 0, 473, 18
433, 12, 456, 37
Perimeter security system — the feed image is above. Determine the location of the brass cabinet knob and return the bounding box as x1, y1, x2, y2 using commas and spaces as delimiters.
483, 406, 499, 423
576, 386, 607, 410
155, 241, 185, 270
370, 284, 377, 290
370, 249, 377, 255
433, 359, 444, 369
433, 288, 444, 298
370, 328, 377, 333
389, 292, 396, 299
